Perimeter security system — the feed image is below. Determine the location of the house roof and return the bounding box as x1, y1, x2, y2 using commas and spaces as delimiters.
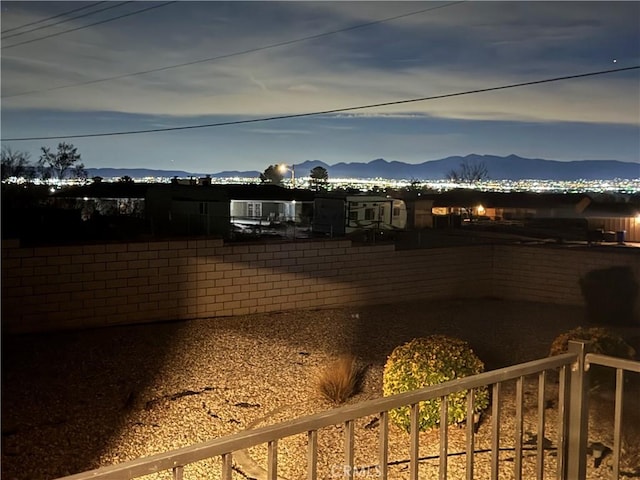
220, 184, 315, 201
408, 190, 640, 217
52, 182, 316, 202
315, 193, 397, 203
418, 190, 587, 209
53, 182, 150, 199
582, 201, 640, 217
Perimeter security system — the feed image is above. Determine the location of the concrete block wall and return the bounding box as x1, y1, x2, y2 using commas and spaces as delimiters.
3, 238, 638, 334
492, 244, 640, 306
1, 239, 492, 333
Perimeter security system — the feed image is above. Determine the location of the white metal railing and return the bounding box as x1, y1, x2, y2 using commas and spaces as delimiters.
54, 341, 639, 480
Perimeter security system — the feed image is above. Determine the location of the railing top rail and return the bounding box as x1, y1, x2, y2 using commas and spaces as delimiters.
586, 353, 640, 373
55, 352, 576, 480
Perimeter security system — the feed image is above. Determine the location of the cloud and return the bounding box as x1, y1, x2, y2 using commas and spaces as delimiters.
287, 84, 319, 93
243, 127, 312, 135
1, 2, 638, 128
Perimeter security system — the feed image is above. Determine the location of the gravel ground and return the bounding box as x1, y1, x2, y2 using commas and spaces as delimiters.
2, 298, 639, 480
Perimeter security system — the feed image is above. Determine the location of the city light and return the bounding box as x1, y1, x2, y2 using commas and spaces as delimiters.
3, 175, 639, 194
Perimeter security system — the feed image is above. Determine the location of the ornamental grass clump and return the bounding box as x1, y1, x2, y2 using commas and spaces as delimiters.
383, 335, 489, 432
316, 354, 364, 405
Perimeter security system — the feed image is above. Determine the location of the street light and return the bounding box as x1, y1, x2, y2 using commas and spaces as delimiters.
278, 163, 295, 188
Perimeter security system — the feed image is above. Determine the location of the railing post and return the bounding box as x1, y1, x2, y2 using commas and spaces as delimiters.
565, 340, 590, 480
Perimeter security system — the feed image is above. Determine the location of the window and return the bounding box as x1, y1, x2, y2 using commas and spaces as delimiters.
393, 207, 400, 217
349, 211, 358, 221
199, 202, 209, 215
247, 202, 262, 218
364, 208, 375, 220
432, 207, 448, 215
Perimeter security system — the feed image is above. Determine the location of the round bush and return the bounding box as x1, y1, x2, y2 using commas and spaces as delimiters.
549, 326, 636, 359
549, 327, 636, 387
382, 335, 489, 432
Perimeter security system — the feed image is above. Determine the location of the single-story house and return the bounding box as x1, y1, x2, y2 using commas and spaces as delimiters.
51, 183, 315, 240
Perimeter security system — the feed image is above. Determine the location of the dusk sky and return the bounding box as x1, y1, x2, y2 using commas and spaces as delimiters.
1, 1, 639, 174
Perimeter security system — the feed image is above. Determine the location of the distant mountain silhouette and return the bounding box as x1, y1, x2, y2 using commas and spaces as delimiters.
87, 168, 205, 178
87, 154, 639, 181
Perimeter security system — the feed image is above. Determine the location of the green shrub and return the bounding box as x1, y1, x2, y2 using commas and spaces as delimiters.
549, 327, 636, 387
382, 335, 489, 432
549, 326, 636, 359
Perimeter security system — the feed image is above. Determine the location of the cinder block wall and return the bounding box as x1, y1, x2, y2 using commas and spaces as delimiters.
1, 239, 492, 333
492, 244, 640, 306
3, 239, 638, 334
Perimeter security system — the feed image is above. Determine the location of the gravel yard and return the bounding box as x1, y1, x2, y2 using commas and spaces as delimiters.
2, 298, 639, 480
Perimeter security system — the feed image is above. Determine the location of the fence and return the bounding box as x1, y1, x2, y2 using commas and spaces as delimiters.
3, 239, 638, 334
55, 341, 640, 480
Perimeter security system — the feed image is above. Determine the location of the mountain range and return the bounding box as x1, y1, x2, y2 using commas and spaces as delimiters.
87, 154, 639, 181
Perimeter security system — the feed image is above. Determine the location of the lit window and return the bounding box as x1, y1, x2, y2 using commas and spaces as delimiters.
247, 202, 262, 218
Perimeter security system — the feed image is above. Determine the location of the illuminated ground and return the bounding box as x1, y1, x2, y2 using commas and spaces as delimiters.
2, 298, 639, 479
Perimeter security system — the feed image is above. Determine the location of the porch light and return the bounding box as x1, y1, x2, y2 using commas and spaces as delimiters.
477, 204, 485, 215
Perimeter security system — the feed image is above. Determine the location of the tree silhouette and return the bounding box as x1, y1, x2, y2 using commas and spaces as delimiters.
1, 147, 31, 180
38, 142, 86, 180
118, 175, 134, 183
259, 165, 284, 185
309, 166, 329, 191
446, 160, 488, 184
73, 164, 88, 183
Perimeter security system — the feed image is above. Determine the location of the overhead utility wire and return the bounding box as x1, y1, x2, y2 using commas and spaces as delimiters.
1, 1, 464, 99
3, 65, 637, 142
2, 2, 131, 41
1, 1, 177, 50
1, 1, 107, 34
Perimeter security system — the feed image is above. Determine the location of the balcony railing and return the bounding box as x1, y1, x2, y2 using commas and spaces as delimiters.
55, 340, 640, 480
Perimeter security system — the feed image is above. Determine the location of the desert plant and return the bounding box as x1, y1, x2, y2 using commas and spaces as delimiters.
549, 326, 636, 387
383, 335, 489, 432
549, 326, 635, 359
316, 354, 364, 405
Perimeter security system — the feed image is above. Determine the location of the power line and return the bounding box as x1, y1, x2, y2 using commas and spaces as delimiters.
2, 2, 131, 41
1, 1, 464, 99
1, 2, 107, 35
3, 66, 637, 142
1, 1, 177, 50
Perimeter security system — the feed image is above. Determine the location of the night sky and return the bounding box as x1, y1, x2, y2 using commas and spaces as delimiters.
1, 1, 639, 173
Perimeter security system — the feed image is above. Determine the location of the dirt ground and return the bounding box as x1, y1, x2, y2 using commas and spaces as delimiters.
2, 298, 639, 479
